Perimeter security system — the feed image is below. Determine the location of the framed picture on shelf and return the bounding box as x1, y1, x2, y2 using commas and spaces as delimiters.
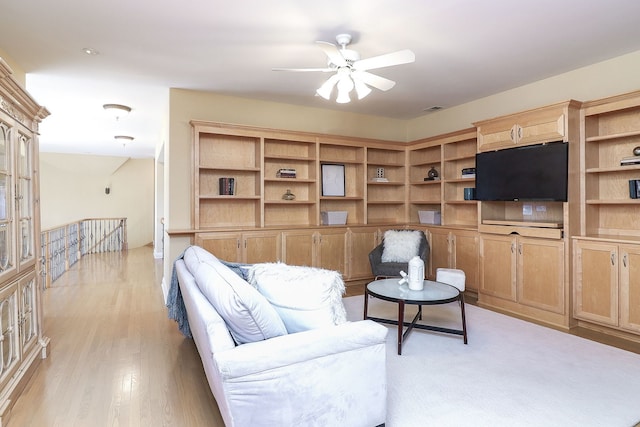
321, 163, 345, 196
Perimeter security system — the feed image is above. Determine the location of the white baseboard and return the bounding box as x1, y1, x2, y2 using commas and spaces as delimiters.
153, 250, 164, 259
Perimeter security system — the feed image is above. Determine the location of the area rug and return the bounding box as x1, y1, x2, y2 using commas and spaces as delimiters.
343, 295, 640, 427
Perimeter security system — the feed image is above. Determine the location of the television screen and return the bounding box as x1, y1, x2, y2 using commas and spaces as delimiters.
475, 142, 568, 202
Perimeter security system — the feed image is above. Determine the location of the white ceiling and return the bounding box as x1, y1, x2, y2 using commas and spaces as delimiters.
2, 0, 640, 159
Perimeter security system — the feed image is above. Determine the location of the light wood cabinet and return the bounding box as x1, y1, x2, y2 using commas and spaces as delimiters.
480, 234, 566, 319
573, 238, 640, 334
346, 226, 380, 280
281, 229, 347, 275
425, 227, 479, 291
475, 101, 579, 152
195, 231, 281, 264
0, 59, 49, 423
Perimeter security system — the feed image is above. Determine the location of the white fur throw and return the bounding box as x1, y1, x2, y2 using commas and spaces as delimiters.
381, 230, 422, 263
246, 263, 347, 333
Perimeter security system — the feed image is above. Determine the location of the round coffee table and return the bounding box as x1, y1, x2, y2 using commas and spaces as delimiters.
364, 278, 468, 355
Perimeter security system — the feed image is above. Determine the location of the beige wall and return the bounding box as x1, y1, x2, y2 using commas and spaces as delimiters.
40, 153, 155, 248
406, 50, 640, 140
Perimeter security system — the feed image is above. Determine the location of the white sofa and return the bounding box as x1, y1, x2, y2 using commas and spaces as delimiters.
170, 245, 388, 427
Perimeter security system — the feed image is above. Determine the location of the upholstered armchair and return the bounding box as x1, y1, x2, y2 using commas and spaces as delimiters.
369, 229, 429, 279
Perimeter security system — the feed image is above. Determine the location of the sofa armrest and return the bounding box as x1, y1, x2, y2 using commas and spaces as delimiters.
214, 319, 386, 378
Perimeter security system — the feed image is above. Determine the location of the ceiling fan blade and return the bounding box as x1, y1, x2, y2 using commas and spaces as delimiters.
352, 71, 396, 91
353, 49, 415, 71
316, 41, 347, 67
272, 67, 334, 72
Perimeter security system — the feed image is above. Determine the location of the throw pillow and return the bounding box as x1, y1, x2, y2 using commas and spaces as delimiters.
246, 262, 347, 333
381, 230, 422, 263
184, 246, 287, 345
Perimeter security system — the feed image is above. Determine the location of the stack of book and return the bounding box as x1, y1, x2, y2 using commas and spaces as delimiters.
461, 167, 476, 178
276, 168, 297, 178
219, 177, 235, 195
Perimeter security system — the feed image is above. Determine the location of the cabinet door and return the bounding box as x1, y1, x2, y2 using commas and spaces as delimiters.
17, 132, 36, 271
573, 240, 618, 326
0, 116, 16, 282
477, 117, 517, 151
517, 237, 564, 314
480, 234, 516, 301
620, 244, 640, 333
516, 109, 565, 146
195, 233, 241, 262
19, 272, 38, 356
347, 227, 378, 280
317, 230, 347, 274
281, 230, 315, 267
242, 231, 281, 264
428, 228, 451, 280
0, 281, 19, 390
451, 230, 479, 291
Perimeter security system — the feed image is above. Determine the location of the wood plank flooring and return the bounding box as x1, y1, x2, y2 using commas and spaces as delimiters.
7, 247, 225, 427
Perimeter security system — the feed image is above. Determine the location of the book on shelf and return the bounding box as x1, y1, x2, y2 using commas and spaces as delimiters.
277, 168, 297, 178
219, 177, 235, 195
461, 167, 476, 178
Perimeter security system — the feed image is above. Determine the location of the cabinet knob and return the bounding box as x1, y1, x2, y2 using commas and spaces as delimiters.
611, 252, 615, 266
623, 253, 627, 268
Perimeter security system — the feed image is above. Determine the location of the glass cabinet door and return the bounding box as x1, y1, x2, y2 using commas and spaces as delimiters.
17, 133, 33, 267
0, 120, 14, 277
0, 284, 18, 388
19, 273, 37, 353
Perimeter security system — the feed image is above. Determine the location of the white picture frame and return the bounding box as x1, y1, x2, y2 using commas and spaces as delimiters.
321, 163, 345, 197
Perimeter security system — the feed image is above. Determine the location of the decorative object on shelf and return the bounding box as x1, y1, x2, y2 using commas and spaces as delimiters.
634, 146, 640, 156
219, 177, 235, 195
629, 179, 640, 199
418, 210, 441, 225
371, 167, 389, 182
277, 168, 297, 178
620, 156, 640, 166
424, 166, 439, 181
463, 187, 476, 200
282, 189, 296, 200
321, 210, 348, 225
321, 163, 345, 196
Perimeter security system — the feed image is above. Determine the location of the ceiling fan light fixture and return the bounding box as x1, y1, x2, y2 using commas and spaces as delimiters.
354, 79, 372, 100
336, 73, 354, 104
316, 81, 334, 100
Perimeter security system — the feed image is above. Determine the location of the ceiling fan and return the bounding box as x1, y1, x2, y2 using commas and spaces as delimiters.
273, 34, 415, 103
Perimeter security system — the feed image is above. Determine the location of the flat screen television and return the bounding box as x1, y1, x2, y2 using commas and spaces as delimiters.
475, 142, 568, 202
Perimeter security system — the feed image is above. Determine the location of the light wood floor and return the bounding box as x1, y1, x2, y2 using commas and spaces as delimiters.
7, 246, 225, 427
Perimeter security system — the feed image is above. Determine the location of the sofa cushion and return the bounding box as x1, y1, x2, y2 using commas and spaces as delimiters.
183, 246, 287, 344
381, 229, 422, 263
246, 262, 347, 333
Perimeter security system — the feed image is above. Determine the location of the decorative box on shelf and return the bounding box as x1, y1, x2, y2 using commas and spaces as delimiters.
321, 211, 348, 225
418, 210, 441, 225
